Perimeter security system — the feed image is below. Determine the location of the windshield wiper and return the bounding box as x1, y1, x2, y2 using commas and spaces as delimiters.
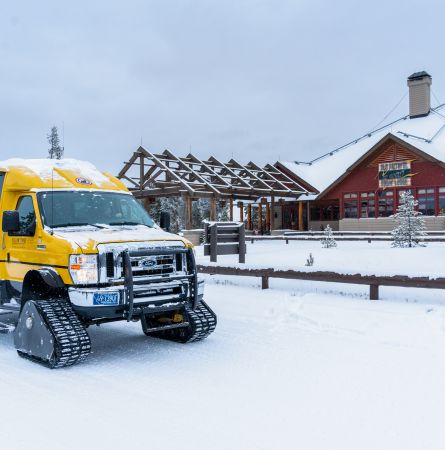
108, 221, 150, 227
52, 223, 106, 229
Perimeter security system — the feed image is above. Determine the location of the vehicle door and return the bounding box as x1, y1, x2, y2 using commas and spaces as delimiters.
4, 195, 41, 287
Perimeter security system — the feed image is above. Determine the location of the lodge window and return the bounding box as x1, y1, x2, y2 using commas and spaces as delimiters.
378, 191, 394, 217
417, 188, 435, 216
439, 187, 445, 215
360, 192, 375, 218
343, 193, 358, 218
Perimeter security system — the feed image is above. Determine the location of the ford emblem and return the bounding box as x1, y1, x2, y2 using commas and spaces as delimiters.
139, 257, 157, 268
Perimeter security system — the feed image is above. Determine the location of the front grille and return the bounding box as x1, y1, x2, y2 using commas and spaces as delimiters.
120, 253, 181, 280
106, 252, 115, 278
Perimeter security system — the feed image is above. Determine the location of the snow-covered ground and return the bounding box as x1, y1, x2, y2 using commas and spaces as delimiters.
196, 239, 445, 278
3, 241, 445, 450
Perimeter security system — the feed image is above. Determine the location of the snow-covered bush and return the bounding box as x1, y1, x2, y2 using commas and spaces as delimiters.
321, 224, 337, 248
391, 190, 427, 248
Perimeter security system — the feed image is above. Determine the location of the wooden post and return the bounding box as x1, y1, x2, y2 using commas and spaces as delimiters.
270, 196, 275, 231
370, 284, 379, 300
238, 224, 246, 263
229, 197, 234, 221
266, 202, 271, 232
184, 196, 193, 230
210, 224, 217, 262
238, 201, 244, 223
261, 275, 269, 289
247, 204, 252, 230
298, 201, 304, 231
139, 154, 144, 190
210, 197, 217, 222
258, 204, 263, 233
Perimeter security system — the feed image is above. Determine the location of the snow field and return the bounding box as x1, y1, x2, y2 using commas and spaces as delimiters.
2, 241, 445, 450
196, 239, 445, 279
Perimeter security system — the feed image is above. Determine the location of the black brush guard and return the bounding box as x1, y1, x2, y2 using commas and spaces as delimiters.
122, 247, 199, 322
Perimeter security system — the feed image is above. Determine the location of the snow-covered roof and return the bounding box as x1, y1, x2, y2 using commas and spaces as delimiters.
280, 105, 445, 198
0, 158, 127, 191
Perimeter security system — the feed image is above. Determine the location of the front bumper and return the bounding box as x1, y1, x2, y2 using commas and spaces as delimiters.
69, 278, 205, 320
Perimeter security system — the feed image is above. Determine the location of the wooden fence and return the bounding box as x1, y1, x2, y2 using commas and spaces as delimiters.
197, 265, 445, 300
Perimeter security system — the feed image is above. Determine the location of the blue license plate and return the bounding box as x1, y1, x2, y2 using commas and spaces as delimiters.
93, 292, 119, 306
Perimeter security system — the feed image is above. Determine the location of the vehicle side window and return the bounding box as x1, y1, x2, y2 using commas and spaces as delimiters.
15, 196, 36, 236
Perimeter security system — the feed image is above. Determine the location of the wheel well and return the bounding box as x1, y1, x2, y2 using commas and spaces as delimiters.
21, 270, 68, 304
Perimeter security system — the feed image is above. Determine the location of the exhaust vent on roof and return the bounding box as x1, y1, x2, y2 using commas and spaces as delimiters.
407, 71, 432, 119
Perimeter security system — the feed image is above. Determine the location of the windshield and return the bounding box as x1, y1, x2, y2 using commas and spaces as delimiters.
37, 191, 155, 228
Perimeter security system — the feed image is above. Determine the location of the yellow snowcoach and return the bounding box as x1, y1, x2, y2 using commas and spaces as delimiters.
0, 159, 216, 368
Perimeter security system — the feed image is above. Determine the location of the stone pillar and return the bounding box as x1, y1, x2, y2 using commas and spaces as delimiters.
258, 203, 263, 233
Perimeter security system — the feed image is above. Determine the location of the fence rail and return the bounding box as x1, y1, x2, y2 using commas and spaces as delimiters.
248, 235, 445, 243
197, 265, 445, 300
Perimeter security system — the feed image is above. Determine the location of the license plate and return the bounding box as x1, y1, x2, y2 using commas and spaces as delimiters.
93, 292, 119, 306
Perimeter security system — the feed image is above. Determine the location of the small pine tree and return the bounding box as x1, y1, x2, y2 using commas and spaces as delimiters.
391, 190, 427, 247
321, 224, 337, 248
47, 126, 64, 159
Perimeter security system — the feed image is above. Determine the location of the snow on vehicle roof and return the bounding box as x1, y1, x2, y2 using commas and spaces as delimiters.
0, 158, 126, 191
280, 104, 445, 197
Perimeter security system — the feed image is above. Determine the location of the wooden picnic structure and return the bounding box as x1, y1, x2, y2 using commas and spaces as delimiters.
118, 147, 312, 230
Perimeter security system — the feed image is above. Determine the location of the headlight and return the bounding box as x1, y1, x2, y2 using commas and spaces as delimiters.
69, 254, 98, 285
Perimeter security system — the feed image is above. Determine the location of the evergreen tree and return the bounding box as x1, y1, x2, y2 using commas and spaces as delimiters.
47, 126, 64, 159
321, 224, 337, 248
148, 197, 184, 233
391, 190, 426, 247
193, 199, 210, 227
217, 201, 229, 222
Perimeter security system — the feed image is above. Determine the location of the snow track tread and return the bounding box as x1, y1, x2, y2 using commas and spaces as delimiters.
18, 299, 91, 369
146, 301, 217, 343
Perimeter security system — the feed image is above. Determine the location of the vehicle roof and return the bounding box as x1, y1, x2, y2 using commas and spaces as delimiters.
0, 158, 128, 192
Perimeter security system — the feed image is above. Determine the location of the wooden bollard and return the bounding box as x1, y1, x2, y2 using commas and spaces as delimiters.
261, 275, 269, 290
369, 284, 379, 300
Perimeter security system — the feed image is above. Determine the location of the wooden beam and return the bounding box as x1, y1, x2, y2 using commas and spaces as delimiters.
247, 204, 252, 230
266, 201, 271, 231
229, 197, 233, 221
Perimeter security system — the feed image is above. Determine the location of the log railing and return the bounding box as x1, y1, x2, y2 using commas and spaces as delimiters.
197, 265, 445, 300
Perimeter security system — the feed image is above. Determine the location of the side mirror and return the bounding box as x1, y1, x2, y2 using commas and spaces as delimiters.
160, 211, 171, 232
2, 210, 20, 233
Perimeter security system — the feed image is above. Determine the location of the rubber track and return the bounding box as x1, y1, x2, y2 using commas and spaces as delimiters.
146, 301, 217, 343
18, 299, 91, 369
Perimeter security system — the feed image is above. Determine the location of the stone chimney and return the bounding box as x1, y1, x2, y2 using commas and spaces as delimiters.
407, 71, 432, 118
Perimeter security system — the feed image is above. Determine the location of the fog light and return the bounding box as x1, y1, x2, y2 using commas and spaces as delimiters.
25, 317, 33, 330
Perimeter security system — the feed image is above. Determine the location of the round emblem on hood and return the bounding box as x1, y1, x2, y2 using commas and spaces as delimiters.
76, 177, 92, 185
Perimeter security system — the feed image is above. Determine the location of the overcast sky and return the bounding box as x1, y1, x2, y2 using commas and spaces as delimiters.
1, 0, 445, 174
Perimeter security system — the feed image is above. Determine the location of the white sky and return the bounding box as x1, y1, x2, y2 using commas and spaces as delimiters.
1, 0, 445, 174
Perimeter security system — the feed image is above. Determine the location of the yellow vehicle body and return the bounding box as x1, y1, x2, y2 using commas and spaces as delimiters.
0, 159, 190, 290
1, 159, 215, 369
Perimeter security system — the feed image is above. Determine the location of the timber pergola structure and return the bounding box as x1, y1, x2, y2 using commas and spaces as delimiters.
118, 146, 313, 230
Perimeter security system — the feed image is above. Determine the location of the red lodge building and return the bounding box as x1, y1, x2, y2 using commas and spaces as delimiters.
276, 71, 445, 231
